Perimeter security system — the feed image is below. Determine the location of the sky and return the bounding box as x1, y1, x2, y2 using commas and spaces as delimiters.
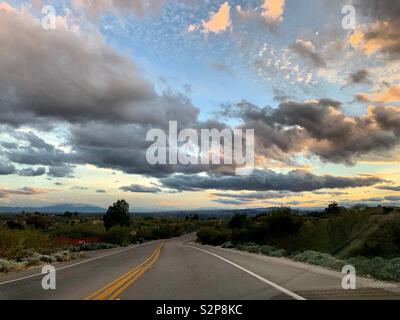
1, 0, 400, 211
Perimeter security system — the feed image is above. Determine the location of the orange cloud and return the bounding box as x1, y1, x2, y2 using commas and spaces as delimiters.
0, 187, 53, 198
348, 22, 400, 56
261, 0, 285, 24
201, 1, 231, 34
0, 1, 17, 13
357, 84, 400, 104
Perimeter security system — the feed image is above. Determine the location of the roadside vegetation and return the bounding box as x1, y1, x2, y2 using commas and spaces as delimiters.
196, 204, 400, 282
0, 200, 206, 273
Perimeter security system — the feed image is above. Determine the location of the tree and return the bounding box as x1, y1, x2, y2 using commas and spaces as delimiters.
228, 213, 247, 229
325, 202, 340, 215
103, 200, 131, 230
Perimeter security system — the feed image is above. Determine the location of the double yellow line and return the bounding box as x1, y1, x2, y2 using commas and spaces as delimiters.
85, 245, 162, 300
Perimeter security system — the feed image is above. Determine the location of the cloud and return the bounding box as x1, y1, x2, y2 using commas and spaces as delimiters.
212, 191, 294, 200
211, 62, 232, 75
384, 196, 400, 202
120, 184, 162, 193
348, 0, 400, 59
376, 185, 400, 191
48, 166, 75, 178
71, 186, 88, 190
0, 5, 155, 127
160, 169, 383, 192
261, 0, 285, 24
291, 39, 327, 68
348, 69, 371, 85
18, 167, 46, 177
211, 199, 249, 205
222, 99, 400, 164
192, 1, 231, 34
71, 0, 166, 19
96, 189, 106, 193
0, 161, 16, 175
0, 187, 52, 198
356, 83, 400, 104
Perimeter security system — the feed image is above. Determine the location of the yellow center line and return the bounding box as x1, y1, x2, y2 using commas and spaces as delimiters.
108, 247, 161, 300
85, 245, 162, 300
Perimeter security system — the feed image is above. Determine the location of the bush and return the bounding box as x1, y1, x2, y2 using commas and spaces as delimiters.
53, 251, 72, 262
268, 249, 287, 257
73, 242, 118, 251
197, 227, 230, 245
376, 258, 400, 281
103, 226, 131, 246
39, 255, 57, 263
293, 250, 345, 271
259, 245, 276, 255
0, 259, 26, 273
346, 256, 386, 277
53, 224, 105, 239
222, 241, 235, 249
0, 227, 50, 260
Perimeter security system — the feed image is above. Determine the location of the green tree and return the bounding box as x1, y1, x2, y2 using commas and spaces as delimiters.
228, 213, 247, 229
103, 200, 131, 230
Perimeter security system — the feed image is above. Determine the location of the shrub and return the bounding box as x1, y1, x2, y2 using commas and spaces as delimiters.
259, 245, 276, 255
228, 214, 248, 229
197, 227, 230, 245
53, 224, 105, 239
376, 258, 400, 281
76, 242, 117, 251
222, 241, 235, 249
39, 255, 56, 263
103, 226, 131, 246
268, 249, 287, 257
293, 250, 345, 271
0, 227, 50, 260
346, 256, 386, 277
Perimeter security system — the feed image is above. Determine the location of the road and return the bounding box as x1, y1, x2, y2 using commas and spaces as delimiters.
1, 235, 399, 300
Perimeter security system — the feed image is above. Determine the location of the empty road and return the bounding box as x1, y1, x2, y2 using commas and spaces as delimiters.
1, 235, 399, 300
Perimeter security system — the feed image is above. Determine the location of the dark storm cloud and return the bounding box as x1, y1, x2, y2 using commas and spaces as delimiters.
0, 161, 16, 175
384, 196, 400, 202
348, 69, 371, 85
291, 40, 327, 68
71, 186, 88, 191
223, 99, 400, 164
0, 7, 202, 128
17, 167, 46, 177
48, 166, 75, 178
120, 184, 162, 193
211, 199, 249, 205
212, 191, 294, 200
160, 169, 383, 192
356, 0, 400, 58
376, 185, 400, 191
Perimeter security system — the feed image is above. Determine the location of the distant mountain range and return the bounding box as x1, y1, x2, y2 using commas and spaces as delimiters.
0, 204, 106, 214
0, 205, 323, 215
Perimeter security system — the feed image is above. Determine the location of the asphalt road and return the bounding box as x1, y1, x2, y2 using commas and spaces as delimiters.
1, 235, 399, 300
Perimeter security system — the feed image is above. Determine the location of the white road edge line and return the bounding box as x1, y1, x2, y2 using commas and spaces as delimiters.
0, 241, 161, 286
186, 245, 306, 300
